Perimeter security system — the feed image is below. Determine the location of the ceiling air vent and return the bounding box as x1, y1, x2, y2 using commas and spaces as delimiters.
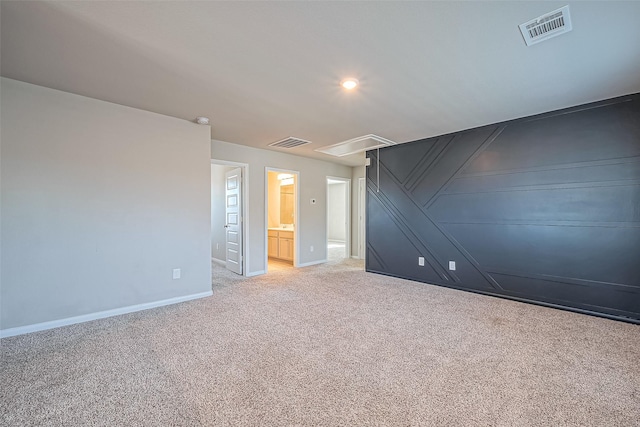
519, 5, 572, 46
315, 134, 396, 157
268, 137, 312, 149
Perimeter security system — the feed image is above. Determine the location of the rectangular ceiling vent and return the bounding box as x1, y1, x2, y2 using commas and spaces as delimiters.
268, 137, 311, 149
519, 5, 572, 46
315, 134, 396, 157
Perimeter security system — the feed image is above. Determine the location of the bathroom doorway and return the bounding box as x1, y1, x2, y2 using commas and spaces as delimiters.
266, 168, 299, 272
326, 177, 350, 261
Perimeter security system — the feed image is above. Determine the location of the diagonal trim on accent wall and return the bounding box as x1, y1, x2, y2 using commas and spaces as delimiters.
366, 92, 640, 323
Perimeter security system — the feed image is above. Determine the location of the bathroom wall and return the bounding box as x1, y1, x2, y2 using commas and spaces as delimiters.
267, 171, 281, 228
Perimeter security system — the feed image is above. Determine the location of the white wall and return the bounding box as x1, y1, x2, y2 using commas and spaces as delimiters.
327, 182, 347, 241
1, 78, 212, 332
211, 139, 352, 273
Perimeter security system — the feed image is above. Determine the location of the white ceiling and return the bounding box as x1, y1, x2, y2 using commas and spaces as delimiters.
2, 1, 639, 167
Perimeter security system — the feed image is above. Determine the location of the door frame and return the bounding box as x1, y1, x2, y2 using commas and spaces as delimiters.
211, 159, 249, 277
326, 176, 351, 260
358, 177, 366, 260
265, 167, 300, 269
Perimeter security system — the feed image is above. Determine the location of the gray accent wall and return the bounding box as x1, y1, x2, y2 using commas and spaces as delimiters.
1, 78, 212, 331
366, 93, 640, 322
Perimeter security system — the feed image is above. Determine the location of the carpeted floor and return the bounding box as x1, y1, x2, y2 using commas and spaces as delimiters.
1, 258, 639, 426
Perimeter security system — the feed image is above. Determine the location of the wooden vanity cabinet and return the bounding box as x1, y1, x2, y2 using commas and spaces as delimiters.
268, 229, 293, 262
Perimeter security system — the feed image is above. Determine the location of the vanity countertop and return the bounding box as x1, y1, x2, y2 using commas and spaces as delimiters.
268, 227, 294, 231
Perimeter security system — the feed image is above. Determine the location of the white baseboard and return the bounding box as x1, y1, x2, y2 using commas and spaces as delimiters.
0, 291, 213, 339
297, 259, 327, 268
214, 261, 261, 277
246, 270, 266, 277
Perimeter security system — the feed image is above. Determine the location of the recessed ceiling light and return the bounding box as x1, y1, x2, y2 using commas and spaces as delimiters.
341, 78, 359, 90
195, 116, 210, 125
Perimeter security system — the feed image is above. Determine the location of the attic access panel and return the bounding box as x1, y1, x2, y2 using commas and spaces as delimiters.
316, 134, 396, 157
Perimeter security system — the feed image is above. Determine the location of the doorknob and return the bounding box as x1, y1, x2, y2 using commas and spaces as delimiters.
224, 225, 229, 228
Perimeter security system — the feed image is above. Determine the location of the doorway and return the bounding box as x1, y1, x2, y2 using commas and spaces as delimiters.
266, 168, 299, 272
211, 161, 248, 276
358, 177, 366, 259
326, 177, 350, 261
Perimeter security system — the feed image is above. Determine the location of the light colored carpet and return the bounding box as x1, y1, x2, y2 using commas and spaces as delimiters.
327, 241, 347, 261
1, 258, 639, 426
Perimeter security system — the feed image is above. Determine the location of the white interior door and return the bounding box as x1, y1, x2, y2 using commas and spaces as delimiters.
225, 167, 243, 275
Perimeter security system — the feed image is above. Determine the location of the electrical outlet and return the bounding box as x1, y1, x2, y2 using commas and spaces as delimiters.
173, 268, 181, 279
310, 245, 314, 252
216, 243, 219, 250
449, 261, 456, 271
418, 257, 425, 266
